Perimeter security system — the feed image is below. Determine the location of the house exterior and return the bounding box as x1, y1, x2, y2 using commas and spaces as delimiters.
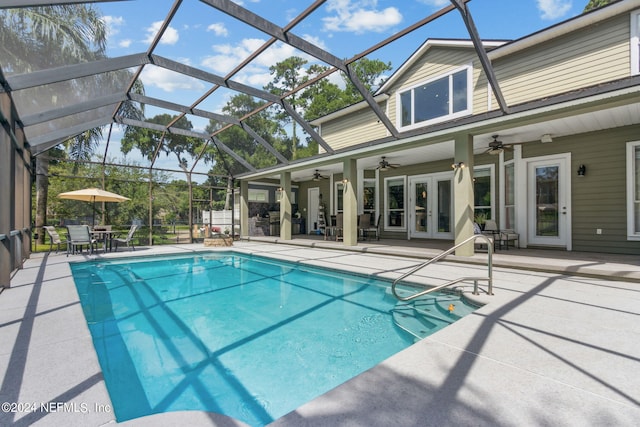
241, 0, 640, 255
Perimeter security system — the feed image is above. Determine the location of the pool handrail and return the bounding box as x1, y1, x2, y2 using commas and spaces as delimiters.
391, 234, 494, 301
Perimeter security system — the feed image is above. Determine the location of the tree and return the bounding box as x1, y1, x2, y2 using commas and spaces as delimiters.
205, 93, 285, 209
264, 57, 309, 160
584, 0, 613, 12
121, 114, 204, 226
1, 5, 109, 242
301, 64, 347, 121
121, 114, 204, 183
341, 58, 392, 105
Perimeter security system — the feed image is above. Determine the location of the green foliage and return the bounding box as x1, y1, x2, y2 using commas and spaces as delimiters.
205, 93, 282, 175
583, 0, 613, 12
121, 114, 203, 176
0, 5, 106, 72
341, 58, 392, 105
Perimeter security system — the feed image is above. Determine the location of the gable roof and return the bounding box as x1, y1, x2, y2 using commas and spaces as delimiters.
311, 0, 640, 127
310, 39, 506, 126
376, 38, 507, 95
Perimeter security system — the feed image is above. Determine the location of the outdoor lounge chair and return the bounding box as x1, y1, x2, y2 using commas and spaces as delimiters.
113, 224, 139, 251
66, 225, 98, 256
43, 226, 65, 253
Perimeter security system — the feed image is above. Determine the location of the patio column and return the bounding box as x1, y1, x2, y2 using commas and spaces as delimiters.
453, 133, 475, 256
280, 172, 292, 240
343, 158, 358, 246
240, 180, 249, 238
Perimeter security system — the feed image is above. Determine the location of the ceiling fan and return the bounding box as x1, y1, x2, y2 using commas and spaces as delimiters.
312, 169, 328, 181
485, 135, 514, 155
377, 156, 400, 171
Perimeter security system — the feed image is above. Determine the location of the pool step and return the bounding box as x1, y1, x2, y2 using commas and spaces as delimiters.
392, 295, 460, 340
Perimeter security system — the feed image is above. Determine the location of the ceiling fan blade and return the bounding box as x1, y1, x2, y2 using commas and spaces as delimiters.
377, 156, 400, 170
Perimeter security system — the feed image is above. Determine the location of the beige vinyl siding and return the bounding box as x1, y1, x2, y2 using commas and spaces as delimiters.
472, 61, 490, 113
320, 104, 388, 151
386, 47, 480, 125
494, 14, 630, 107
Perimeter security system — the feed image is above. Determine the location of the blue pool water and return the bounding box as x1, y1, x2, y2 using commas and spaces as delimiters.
71, 251, 476, 426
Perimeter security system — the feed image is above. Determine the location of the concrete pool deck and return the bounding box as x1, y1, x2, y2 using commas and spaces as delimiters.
1, 240, 639, 426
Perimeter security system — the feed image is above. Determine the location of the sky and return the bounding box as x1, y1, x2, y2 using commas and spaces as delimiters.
93, 0, 591, 180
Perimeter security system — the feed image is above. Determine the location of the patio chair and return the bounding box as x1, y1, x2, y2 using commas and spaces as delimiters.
358, 213, 371, 240
481, 219, 500, 250
43, 226, 66, 253
334, 213, 344, 242
362, 214, 381, 241
66, 225, 98, 256
500, 229, 520, 249
92, 225, 113, 252
113, 224, 139, 251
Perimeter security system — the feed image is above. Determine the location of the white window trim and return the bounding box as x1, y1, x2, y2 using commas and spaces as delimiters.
383, 176, 407, 232
501, 159, 515, 229
276, 190, 295, 204
395, 63, 473, 131
362, 178, 377, 215
626, 141, 640, 240
632, 10, 640, 75
474, 163, 495, 221
334, 181, 344, 213
248, 188, 269, 202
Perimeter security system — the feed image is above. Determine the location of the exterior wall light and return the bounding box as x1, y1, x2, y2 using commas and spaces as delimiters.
451, 162, 465, 170
577, 164, 586, 177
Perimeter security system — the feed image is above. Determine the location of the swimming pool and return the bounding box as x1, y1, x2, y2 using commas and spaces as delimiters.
71, 251, 477, 426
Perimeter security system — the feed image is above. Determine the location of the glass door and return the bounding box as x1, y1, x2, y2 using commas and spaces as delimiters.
527, 156, 569, 247
409, 173, 453, 239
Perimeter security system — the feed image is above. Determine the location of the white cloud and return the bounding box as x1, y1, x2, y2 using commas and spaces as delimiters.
144, 21, 179, 45
118, 39, 132, 48
207, 23, 229, 37
231, 0, 261, 5
140, 66, 205, 93
201, 38, 303, 76
416, 0, 450, 6
102, 15, 124, 37
536, 0, 573, 20
323, 0, 402, 34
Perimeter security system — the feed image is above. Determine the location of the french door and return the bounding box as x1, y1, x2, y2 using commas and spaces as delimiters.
408, 173, 453, 239
527, 155, 570, 248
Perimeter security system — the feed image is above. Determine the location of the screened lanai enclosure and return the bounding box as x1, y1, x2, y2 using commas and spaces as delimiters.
1, 0, 522, 287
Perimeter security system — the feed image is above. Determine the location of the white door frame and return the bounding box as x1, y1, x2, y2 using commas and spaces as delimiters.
408, 172, 454, 240
526, 153, 572, 249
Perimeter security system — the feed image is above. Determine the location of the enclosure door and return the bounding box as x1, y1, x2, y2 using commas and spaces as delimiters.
408, 173, 453, 239
527, 156, 570, 248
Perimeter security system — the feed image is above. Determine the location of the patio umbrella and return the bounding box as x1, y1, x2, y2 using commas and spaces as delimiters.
58, 187, 130, 226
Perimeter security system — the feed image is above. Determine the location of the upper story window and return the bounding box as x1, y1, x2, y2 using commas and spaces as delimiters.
397, 65, 472, 130
632, 10, 640, 75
